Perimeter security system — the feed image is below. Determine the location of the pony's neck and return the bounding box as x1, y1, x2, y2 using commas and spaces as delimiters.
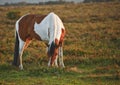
34, 12, 64, 46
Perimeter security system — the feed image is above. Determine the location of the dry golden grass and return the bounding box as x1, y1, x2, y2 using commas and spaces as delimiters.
0, 2, 120, 85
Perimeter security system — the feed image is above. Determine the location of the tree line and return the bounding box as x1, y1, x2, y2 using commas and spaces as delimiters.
3, 1, 74, 6
83, 0, 120, 3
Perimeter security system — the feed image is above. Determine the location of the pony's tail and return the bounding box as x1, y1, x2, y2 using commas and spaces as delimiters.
12, 32, 20, 66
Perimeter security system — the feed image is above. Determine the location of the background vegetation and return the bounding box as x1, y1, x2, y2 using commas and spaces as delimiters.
0, 2, 120, 85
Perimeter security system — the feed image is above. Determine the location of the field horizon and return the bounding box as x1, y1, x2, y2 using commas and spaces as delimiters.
0, 2, 120, 85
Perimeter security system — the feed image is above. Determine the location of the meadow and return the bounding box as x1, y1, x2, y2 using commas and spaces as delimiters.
0, 2, 120, 85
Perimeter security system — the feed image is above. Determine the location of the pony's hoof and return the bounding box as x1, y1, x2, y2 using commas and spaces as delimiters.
19, 65, 24, 70
60, 64, 65, 68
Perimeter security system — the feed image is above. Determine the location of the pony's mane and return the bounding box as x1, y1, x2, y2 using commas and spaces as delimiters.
48, 41, 55, 57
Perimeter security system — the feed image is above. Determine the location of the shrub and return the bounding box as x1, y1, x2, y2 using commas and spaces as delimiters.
6, 11, 20, 20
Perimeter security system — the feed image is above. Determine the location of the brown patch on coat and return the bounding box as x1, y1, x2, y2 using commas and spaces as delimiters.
59, 29, 65, 45
24, 38, 31, 49
18, 14, 46, 42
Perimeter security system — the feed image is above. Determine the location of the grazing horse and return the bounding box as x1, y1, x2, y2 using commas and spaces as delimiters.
12, 12, 65, 70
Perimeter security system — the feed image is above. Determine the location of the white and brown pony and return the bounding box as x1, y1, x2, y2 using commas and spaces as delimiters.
12, 12, 65, 70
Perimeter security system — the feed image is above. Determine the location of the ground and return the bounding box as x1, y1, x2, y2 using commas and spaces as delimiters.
0, 2, 120, 85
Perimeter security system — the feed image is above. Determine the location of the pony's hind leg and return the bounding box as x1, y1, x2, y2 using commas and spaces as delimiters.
19, 38, 31, 70
24, 38, 31, 49
19, 40, 25, 70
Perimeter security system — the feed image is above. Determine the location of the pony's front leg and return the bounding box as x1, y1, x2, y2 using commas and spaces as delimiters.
48, 56, 58, 67
54, 55, 58, 67
19, 40, 25, 70
48, 57, 56, 67
47, 47, 51, 67
48, 57, 51, 67
58, 46, 65, 68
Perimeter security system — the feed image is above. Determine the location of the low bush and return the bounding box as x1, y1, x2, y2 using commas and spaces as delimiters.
6, 11, 20, 20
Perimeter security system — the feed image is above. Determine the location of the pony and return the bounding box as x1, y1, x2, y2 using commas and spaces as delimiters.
12, 12, 65, 70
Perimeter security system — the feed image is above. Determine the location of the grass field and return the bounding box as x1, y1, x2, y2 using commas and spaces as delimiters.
0, 2, 120, 85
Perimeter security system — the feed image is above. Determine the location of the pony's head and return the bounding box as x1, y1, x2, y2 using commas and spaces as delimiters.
47, 29, 65, 66
47, 39, 59, 66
